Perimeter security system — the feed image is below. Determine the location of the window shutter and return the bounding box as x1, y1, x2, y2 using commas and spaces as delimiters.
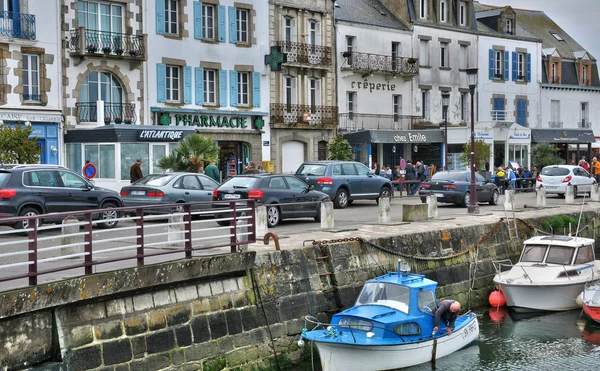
252, 72, 260, 107
156, 0, 165, 35
526, 53, 531, 82
291, 18, 297, 42
156, 64, 166, 103
228, 6, 237, 43
183, 66, 192, 104
230, 70, 238, 107
512, 52, 517, 81
315, 21, 321, 46
503, 51, 509, 80
194, 1, 202, 40
195, 67, 204, 105
488, 49, 494, 79
219, 70, 228, 106
218, 5, 227, 43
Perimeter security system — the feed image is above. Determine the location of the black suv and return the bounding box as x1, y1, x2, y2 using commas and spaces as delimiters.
0, 165, 123, 229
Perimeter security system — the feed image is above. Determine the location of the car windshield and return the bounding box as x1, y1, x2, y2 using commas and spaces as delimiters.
135, 174, 178, 186
355, 282, 410, 313
220, 177, 258, 189
0, 172, 10, 187
430, 171, 468, 182
296, 164, 327, 176
541, 167, 570, 176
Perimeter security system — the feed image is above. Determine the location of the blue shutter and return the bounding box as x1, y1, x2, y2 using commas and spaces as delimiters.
156, 64, 166, 103
195, 67, 204, 105
218, 5, 227, 43
512, 52, 517, 81
228, 6, 237, 44
156, 0, 165, 35
194, 1, 203, 40
230, 70, 238, 107
252, 72, 260, 107
183, 66, 192, 104
488, 49, 494, 79
493, 98, 504, 120
516, 99, 527, 126
219, 70, 228, 106
526, 53, 531, 82
12, 0, 20, 37
503, 51, 509, 81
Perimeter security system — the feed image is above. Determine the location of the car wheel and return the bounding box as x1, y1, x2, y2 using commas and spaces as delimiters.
375, 187, 392, 204
462, 192, 471, 208
266, 205, 280, 227
16, 207, 42, 231
314, 205, 321, 222
489, 190, 499, 205
573, 186, 578, 197
97, 202, 119, 229
334, 188, 349, 209
216, 220, 230, 227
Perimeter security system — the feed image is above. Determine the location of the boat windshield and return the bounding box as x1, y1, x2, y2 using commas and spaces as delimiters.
545, 246, 575, 265
575, 245, 595, 264
355, 282, 410, 313
521, 244, 548, 263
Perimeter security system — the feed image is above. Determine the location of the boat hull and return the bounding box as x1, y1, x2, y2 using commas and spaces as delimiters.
582, 303, 600, 323
495, 280, 588, 311
309, 317, 479, 371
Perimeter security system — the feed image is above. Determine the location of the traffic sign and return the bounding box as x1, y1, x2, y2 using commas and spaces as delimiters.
83, 163, 97, 179
400, 158, 406, 170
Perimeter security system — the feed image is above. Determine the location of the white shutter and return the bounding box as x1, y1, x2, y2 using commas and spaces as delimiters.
291, 77, 297, 104
291, 18, 297, 42
315, 79, 321, 105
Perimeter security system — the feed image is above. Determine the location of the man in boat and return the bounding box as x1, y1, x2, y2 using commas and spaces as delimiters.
432, 300, 461, 335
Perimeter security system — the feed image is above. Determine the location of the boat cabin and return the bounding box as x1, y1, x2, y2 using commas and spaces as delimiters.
519, 236, 595, 267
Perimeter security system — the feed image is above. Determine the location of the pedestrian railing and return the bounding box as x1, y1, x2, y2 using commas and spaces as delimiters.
0, 200, 256, 289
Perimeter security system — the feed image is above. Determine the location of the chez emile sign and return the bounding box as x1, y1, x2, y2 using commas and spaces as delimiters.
369, 130, 444, 143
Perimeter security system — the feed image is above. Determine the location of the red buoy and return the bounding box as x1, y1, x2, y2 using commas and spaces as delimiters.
489, 290, 506, 307
489, 307, 507, 323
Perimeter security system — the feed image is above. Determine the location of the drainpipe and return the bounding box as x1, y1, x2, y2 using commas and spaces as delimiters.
333, 0, 338, 138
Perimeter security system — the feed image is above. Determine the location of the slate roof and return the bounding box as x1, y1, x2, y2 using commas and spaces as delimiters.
334, 0, 408, 30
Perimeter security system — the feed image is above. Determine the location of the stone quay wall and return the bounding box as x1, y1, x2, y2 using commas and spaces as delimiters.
1, 211, 599, 370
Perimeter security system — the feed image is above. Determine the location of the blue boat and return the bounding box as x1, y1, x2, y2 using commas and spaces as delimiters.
301, 260, 479, 371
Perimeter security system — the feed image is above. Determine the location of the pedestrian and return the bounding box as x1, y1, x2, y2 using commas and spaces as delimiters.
405, 161, 417, 195
413, 161, 426, 195
595, 159, 600, 182
204, 160, 220, 183
130, 158, 143, 183
433, 300, 461, 336
592, 157, 599, 180
507, 164, 516, 190
242, 161, 259, 174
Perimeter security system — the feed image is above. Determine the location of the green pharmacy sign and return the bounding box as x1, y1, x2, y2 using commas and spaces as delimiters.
265, 46, 287, 72
159, 113, 267, 131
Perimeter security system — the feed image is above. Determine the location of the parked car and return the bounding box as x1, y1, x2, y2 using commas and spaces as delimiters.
0, 164, 122, 230
418, 170, 499, 207
536, 165, 596, 196
212, 174, 330, 227
294, 161, 393, 209
120, 173, 219, 214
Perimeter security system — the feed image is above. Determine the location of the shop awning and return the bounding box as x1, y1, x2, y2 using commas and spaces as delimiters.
530, 129, 595, 144
343, 129, 444, 144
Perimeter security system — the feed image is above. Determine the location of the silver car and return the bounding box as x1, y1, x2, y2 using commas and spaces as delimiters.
536, 165, 596, 196
120, 173, 219, 213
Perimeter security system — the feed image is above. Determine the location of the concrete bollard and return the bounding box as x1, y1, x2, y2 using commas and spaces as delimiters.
503, 190, 515, 211
378, 197, 391, 223
61, 216, 81, 257
565, 185, 575, 204
427, 193, 438, 219
255, 205, 268, 237
536, 186, 547, 207
168, 207, 185, 247
321, 201, 335, 229
237, 213, 248, 252
591, 184, 600, 202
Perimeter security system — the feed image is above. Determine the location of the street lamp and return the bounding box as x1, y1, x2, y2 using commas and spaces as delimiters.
442, 93, 450, 171
466, 68, 479, 214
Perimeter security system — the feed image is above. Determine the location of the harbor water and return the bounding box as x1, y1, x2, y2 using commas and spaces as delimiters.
302, 309, 600, 370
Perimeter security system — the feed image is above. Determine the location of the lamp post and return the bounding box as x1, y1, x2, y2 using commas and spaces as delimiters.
466, 68, 479, 214
442, 94, 450, 171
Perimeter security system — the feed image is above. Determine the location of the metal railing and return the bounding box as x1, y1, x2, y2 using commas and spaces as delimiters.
548, 121, 563, 128
270, 103, 338, 125
0, 200, 256, 288
580, 120, 591, 128
0, 11, 36, 40
340, 52, 419, 75
68, 28, 146, 59
276, 41, 331, 67
490, 110, 515, 121
338, 113, 424, 131
76, 102, 137, 124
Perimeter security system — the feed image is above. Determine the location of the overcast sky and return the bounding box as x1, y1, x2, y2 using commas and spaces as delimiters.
479, 0, 600, 60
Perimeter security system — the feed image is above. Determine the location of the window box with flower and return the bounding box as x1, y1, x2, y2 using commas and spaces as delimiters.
104, 116, 111, 125
102, 46, 112, 55
87, 44, 98, 53
124, 119, 132, 125
114, 117, 123, 124
128, 50, 138, 57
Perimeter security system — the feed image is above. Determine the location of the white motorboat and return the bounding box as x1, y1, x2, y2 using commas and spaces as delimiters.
493, 235, 600, 311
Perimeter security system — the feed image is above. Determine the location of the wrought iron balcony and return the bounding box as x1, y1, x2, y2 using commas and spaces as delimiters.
76, 102, 137, 124
68, 28, 147, 61
579, 120, 591, 128
276, 41, 331, 68
338, 113, 424, 131
340, 52, 419, 76
548, 121, 563, 128
0, 11, 36, 40
270, 104, 337, 125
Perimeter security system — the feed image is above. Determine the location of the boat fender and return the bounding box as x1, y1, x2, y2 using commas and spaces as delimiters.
297, 339, 305, 347
489, 290, 506, 307
576, 293, 583, 307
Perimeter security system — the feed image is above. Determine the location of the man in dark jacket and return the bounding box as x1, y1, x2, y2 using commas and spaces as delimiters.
242, 161, 259, 174
404, 161, 417, 195
204, 160, 220, 183
130, 159, 143, 183
433, 300, 461, 335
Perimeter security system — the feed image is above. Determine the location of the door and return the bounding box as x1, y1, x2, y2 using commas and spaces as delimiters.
267, 176, 295, 216
198, 175, 219, 209
282, 141, 304, 173
26, 170, 67, 215
177, 175, 207, 208
475, 172, 491, 201
285, 176, 313, 216
355, 162, 380, 196
573, 168, 593, 192
152, 145, 166, 174
57, 170, 99, 212
341, 163, 363, 197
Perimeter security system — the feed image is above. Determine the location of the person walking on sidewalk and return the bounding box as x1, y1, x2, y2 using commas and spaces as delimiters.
204, 160, 220, 183
130, 159, 143, 183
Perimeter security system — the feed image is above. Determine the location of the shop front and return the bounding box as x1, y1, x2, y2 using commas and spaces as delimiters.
531, 129, 595, 164
0, 110, 62, 165
343, 129, 444, 170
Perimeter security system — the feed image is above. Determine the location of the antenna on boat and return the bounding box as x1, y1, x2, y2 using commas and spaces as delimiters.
575, 192, 586, 239
398, 259, 411, 276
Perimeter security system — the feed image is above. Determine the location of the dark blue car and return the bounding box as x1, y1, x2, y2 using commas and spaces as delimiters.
295, 161, 393, 209
419, 170, 499, 207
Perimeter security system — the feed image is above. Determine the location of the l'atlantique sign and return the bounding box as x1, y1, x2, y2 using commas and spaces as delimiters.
159, 113, 264, 130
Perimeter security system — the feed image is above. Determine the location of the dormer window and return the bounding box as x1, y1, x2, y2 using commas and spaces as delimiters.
506, 19, 512, 34
420, 0, 427, 19
582, 64, 588, 85
440, 0, 447, 23
459, 2, 467, 26
551, 62, 558, 83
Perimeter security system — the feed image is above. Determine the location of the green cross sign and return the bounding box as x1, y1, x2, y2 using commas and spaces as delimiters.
264, 46, 287, 72
254, 117, 265, 131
